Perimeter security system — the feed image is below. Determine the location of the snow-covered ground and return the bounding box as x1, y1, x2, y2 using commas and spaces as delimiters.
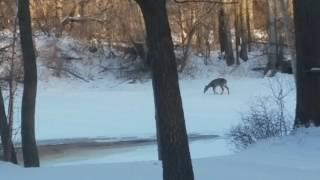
2, 34, 312, 179
30, 71, 294, 166
32, 75, 294, 141
30, 72, 293, 166
2, 128, 320, 180
2, 35, 292, 143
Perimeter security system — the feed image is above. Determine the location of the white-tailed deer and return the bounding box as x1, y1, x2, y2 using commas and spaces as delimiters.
204, 78, 229, 95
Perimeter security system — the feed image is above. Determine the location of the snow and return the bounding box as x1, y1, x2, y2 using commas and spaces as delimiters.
29, 73, 294, 141
2, 128, 320, 180
23, 75, 294, 141
2, 34, 311, 179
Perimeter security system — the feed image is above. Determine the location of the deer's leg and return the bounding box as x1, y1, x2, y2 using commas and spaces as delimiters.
220, 85, 224, 95
224, 84, 230, 94
213, 87, 217, 94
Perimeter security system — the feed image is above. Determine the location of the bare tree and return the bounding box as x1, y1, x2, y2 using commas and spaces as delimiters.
0, 87, 17, 164
264, 0, 278, 76
54, 0, 64, 37
176, 4, 215, 72
279, 0, 296, 81
18, 0, 40, 167
293, 0, 320, 127
218, 2, 235, 66
246, 0, 254, 51
0, 1, 19, 164
234, 2, 241, 64
134, 1, 194, 180
239, 0, 248, 61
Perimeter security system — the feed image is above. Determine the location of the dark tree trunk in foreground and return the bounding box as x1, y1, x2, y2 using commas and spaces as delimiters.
18, 0, 40, 167
0, 88, 17, 164
294, 0, 320, 127
134, 1, 194, 180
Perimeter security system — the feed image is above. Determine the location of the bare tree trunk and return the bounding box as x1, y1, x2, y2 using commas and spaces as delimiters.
178, 6, 213, 71
234, 3, 241, 65
246, 0, 254, 51
134, 1, 194, 180
177, 7, 186, 47
240, 0, 249, 61
2, 0, 15, 27
5, 4, 19, 163
55, 0, 63, 37
178, 25, 196, 72
0, 88, 17, 164
0, 87, 10, 161
293, 0, 320, 127
0, 0, 18, 164
265, 0, 278, 76
77, 0, 89, 38
18, 0, 40, 167
203, 29, 211, 65
279, 0, 296, 82
218, 5, 235, 66
79, 1, 85, 37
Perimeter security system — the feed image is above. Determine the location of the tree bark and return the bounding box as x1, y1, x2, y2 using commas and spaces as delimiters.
246, 0, 254, 51
0, 87, 17, 164
218, 4, 235, 66
293, 0, 320, 127
279, 0, 296, 82
265, 0, 278, 76
234, 3, 241, 64
134, 1, 194, 180
178, 24, 196, 73
240, 0, 249, 61
55, 0, 64, 37
18, 0, 40, 167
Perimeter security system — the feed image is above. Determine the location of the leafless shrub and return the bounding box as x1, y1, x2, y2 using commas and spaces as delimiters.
229, 77, 294, 149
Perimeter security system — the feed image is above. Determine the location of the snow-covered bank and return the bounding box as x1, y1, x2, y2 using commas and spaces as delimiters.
2, 128, 320, 180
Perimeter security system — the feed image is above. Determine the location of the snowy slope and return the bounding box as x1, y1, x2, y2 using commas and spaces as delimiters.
2, 128, 320, 180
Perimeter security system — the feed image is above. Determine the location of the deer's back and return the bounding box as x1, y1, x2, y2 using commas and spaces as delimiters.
209, 78, 227, 86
